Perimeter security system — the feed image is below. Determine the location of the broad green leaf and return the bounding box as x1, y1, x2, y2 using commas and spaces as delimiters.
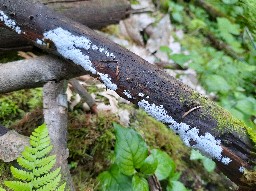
204, 74, 230, 92
140, 155, 158, 175
159, 46, 172, 53
169, 172, 181, 182
170, 54, 190, 67
202, 158, 216, 172
167, 181, 187, 191
190, 149, 204, 160
132, 175, 149, 191
222, 0, 238, 4
230, 108, 246, 121
217, 17, 240, 35
151, 149, 175, 180
114, 123, 148, 176
190, 150, 215, 172
172, 12, 183, 23
98, 164, 132, 191
235, 98, 256, 115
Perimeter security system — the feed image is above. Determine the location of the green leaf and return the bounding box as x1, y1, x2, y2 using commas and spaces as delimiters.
151, 149, 175, 180
217, 17, 240, 35
235, 97, 256, 115
204, 74, 230, 92
169, 172, 181, 181
4, 181, 31, 191
98, 164, 132, 191
132, 175, 149, 191
170, 54, 190, 67
202, 158, 216, 172
114, 123, 148, 176
172, 12, 183, 23
159, 46, 172, 53
190, 149, 204, 160
140, 155, 158, 175
0, 187, 6, 191
167, 181, 187, 191
222, 0, 238, 4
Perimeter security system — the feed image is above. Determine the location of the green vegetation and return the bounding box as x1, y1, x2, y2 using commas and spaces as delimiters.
0, 124, 65, 191
159, 0, 256, 141
190, 149, 216, 173
98, 123, 188, 191
0, 88, 42, 126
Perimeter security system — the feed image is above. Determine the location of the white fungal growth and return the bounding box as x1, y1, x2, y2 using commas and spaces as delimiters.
138, 93, 145, 97
239, 166, 245, 173
138, 99, 232, 164
42, 27, 118, 90
123, 90, 132, 99
98, 72, 117, 90
43, 27, 96, 74
36, 39, 44, 45
221, 157, 232, 165
92, 45, 98, 50
0, 11, 21, 34
138, 100, 175, 124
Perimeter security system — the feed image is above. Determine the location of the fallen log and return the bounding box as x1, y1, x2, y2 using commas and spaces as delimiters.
0, 0, 255, 189
0, 0, 130, 52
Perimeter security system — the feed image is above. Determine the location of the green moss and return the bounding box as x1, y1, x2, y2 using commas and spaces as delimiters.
186, 90, 247, 135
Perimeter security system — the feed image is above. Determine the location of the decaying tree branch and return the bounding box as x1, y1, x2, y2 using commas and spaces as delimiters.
0, 0, 255, 189
43, 80, 74, 190
0, 0, 130, 52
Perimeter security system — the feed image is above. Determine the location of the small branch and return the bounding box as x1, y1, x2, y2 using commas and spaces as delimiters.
43, 80, 75, 190
148, 175, 162, 191
69, 78, 97, 113
0, 55, 85, 93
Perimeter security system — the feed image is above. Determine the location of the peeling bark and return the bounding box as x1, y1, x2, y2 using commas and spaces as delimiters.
0, 0, 255, 189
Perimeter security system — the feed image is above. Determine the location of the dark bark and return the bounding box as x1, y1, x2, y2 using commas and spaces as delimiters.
0, 0, 255, 189
0, 0, 130, 52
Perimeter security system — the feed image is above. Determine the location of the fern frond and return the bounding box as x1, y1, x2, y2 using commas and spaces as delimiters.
0, 187, 6, 191
17, 157, 35, 170
10, 166, 33, 181
32, 167, 61, 188
4, 181, 31, 191
22, 147, 36, 162
37, 138, 51, 151
35, 155, 56, 167
4, 124, 67, 191
33, 159, 56, 177
37, 174, 61, 191
56, 183, 66, 191
35, 145, 53, 159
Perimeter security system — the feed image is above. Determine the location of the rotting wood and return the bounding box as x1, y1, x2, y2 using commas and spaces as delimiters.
0, 0, 255, 189
0, 0, 130, 52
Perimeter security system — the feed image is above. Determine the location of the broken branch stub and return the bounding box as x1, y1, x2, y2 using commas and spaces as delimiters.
0, 0, 255, 189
